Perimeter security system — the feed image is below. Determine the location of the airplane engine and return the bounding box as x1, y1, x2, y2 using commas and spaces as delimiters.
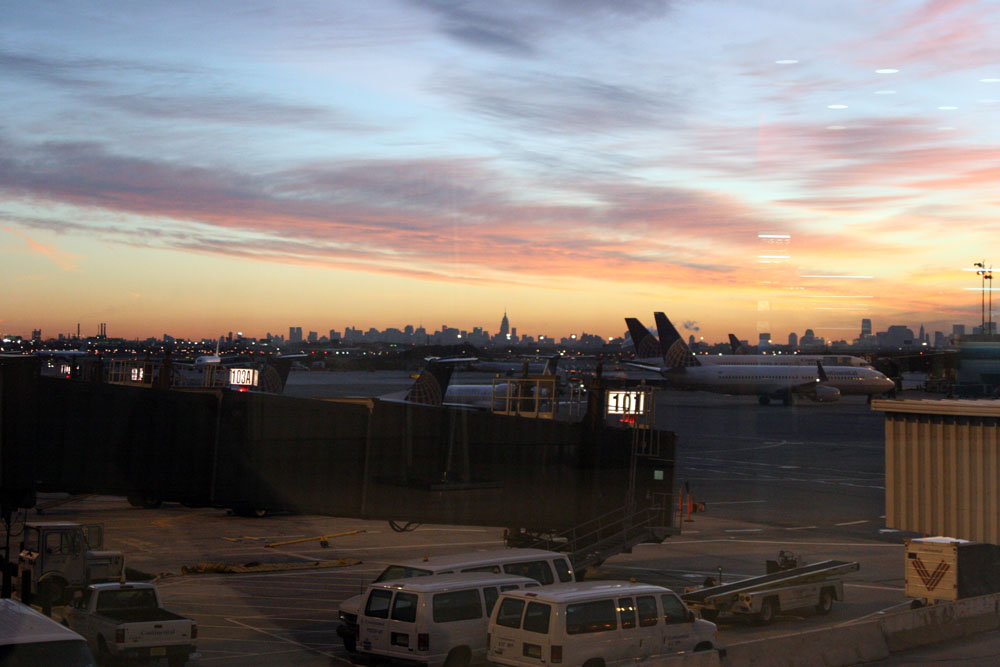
809, 385, 841, 402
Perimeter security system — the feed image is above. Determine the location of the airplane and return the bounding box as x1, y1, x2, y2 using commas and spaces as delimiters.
443, 355, 563, 409
626, 312, 895, 405
628, 316, 872, 369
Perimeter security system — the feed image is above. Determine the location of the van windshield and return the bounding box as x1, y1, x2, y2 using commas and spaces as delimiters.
373, 565, 433, 583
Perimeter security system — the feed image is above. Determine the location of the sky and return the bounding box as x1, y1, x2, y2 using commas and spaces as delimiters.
3, 0, 1000, 343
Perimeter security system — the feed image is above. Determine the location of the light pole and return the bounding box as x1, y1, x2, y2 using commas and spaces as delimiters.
975, 261, 986, 332
987, 266, 994, 335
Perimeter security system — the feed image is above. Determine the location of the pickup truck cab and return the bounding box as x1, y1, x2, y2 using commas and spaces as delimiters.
64, 583, 196, 666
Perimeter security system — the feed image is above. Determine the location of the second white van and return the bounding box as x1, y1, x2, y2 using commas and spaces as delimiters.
357, 572, 537, 666
338, 548, 574, 652
487, 581, 718, 666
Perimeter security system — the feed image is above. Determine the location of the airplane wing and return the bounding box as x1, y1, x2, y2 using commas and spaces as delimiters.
625, 361, 665, 374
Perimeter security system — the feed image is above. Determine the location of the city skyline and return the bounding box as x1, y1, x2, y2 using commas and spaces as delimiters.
4, 2, 1000, 338
8, 313, 980, 350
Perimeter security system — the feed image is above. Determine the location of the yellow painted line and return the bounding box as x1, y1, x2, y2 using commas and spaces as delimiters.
265, 529, 365, 548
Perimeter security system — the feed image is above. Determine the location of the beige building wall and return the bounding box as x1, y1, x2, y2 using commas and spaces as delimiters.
875, 400, 1000, 544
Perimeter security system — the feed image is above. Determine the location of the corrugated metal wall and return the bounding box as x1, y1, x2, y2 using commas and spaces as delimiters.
886, 412, 1000, 543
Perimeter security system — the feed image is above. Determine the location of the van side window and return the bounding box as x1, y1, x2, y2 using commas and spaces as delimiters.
523, 602, 551, 634
365, 590, 393, 619
483, 587, 499, 615
461, 565, 501, 574
566, 599, 617, 635
433, 589, 482, 623
636, 596, 658, 627
391, 592, 418, 623
553, 558, 573, 583
495, 597, 525, 629
661, 594, 688, 625
500, 584, 522, 592
503, 561, 554, 585
618, 597, 636, 629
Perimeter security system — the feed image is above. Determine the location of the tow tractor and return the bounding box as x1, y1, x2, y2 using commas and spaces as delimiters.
681, 552, 860, 624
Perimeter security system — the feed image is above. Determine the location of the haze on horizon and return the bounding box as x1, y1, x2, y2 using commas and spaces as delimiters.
2, 0, 999, 342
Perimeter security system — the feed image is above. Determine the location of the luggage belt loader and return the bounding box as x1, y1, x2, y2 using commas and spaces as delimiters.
681, 559, 860, 624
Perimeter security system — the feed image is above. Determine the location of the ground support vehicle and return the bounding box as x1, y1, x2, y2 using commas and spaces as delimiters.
681, 558, 860, 624
487, 581, 717, 666
64, 582, 196, 666
357, 573, 536, 666
17, 522, 124, 609
0, 598, 96, 666
338, 548, 574, 653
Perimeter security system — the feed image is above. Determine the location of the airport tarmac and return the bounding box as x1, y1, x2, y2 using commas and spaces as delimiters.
13, 371, 925, 665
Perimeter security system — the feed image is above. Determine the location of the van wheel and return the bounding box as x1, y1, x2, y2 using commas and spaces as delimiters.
815, 587, 835, 615
583, 660, 605, 667
444, 646, 471, 667
694, 642, 713, 652
342, 634, 357, 653
140, 495, 162, 509
757, 597, 778, 624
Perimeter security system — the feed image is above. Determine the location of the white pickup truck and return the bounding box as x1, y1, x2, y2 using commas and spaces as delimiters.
64, 582, 196, 666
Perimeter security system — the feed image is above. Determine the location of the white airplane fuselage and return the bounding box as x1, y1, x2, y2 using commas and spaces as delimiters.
663, 364, 895, 398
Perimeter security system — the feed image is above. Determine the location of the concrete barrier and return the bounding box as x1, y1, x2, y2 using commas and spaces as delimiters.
646, 592, 1000, 666
721, 622, 889, 666
877, 592, 1000, 652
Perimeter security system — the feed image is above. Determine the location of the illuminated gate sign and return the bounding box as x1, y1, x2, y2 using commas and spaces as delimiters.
606, 390, 646, 415
229, 368, 259, 387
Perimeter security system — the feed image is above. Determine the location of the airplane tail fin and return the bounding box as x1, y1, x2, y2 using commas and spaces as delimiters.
728, 333, 749, 354
404, 357, 471, 405
816, 360, 828, 382
654, 312, 701, 368
625, 318, 661, 359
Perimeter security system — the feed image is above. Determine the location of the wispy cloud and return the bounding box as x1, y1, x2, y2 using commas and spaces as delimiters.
4, 226, 81, 271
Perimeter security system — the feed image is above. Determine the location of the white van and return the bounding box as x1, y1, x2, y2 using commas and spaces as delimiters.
0, 598, 96, 666
338, 548, 574, 652
487, 581, 718, 666
357, 573, 537, 666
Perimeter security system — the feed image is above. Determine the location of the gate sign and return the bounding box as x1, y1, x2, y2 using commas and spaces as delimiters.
229, 368, 259, 387
606, 390, 646, 415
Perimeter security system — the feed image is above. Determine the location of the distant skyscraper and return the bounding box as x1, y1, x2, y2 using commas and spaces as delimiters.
289, 326, 303, 343
498, 311, 510, 340
953, 324, 966, 338
861, 318, 872, 338
788, 332, 798, 347
758, 333, 771, 347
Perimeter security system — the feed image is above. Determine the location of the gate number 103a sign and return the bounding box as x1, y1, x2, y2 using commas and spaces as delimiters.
229, 368, 259, 387
606, 390, 646, 415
